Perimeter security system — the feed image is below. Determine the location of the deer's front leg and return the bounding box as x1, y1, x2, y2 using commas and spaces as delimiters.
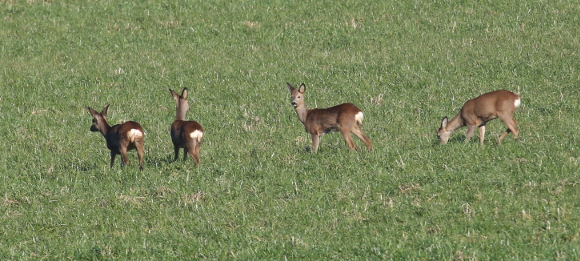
340, 129, 356, 150
311, 133, 320, 152
173, 146, 180, 161
465, 125, 476, 143
110, 151, 117, 168
479, 125, 486, 145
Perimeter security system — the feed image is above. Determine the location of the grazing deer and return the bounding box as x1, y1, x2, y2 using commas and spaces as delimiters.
169, 88, 204, 164
437, 90, 520, 145
88, 105, 145, 170
287, 83, 372, 152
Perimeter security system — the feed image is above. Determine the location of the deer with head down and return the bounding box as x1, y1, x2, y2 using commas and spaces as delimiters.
88, 105, 145, 170
436, 90, 520, 145
169, 88, 204, 164
287, 83, 372, 152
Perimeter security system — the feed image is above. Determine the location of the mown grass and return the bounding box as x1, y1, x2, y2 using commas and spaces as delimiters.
1, 0, 579, 259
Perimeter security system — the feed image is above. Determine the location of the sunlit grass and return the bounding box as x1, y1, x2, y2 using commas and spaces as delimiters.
1, 0, 579, 259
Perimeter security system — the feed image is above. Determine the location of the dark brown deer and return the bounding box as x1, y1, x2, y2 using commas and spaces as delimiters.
88, 105, 145, 170
170, 88, 204, 164
287, 83, 372, 152
437, 90, 520, 145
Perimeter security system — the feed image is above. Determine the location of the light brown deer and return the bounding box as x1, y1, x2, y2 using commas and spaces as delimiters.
287, 83, 372, 152
88, 105, 145, 170
437, 90, 521, 145
170, 88, 204, 164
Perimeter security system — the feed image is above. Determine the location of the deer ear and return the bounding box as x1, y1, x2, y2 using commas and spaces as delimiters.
182, 88, 188, 99
298, 83, 306, 93
169, 89, 180, 101
441, 117, 449, 129
287, 82, 295, 92
88, 107, 98, 117
101, 105, 110, 117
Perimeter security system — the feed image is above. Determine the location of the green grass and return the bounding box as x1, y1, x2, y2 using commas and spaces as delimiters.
1, 0, 579, 259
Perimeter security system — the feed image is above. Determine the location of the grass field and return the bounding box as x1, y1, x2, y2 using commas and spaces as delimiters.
1, 0, 579, 259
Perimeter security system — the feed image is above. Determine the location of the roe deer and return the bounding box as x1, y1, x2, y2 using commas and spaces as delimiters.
88, 105, 145, 170
437, 90, 520, 145
287, 83, 372, 152
170, 88, 204, 164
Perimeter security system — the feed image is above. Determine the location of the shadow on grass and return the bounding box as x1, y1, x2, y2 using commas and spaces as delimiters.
144, 153, 200, 168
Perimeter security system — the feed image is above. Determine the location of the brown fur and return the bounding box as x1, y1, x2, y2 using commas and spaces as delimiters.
170, 88, 204, 164
287, 83, 372, 152
437, 90, 520, 145
88, 105, 145, 170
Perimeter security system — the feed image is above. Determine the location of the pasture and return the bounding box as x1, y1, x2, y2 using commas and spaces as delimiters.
1, 0, 579, 259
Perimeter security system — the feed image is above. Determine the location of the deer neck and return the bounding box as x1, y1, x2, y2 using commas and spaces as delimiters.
294, 104, 309, 124
446, 113, 465, 132
175, 105, 187, 121
98, 120, 112, 137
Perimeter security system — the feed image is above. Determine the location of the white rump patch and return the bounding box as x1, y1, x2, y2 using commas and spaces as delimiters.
354, 111, 364, 124
128, 129, 144, 142
514, 98, 521, 107
190, 130, 204, 142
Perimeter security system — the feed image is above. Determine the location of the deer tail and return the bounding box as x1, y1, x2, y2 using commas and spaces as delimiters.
355, 112, 364, 126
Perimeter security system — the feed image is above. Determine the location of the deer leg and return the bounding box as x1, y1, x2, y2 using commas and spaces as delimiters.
183, 147, 189, 161
186, 141, 199, 165
193, 139, 202, 165
498, 129, 511, 144
479, 125, 486, 145
173, 146, 180, 161
119, 147, 130, 167
136, 140, 144, 171
311, 133, 321, 152
352, 128, 372, 151
341, 128, 356, 150
110, 151, 117, 168
499, 117, 518, 144
465, 125, 476, 143
512, 119, 519, 139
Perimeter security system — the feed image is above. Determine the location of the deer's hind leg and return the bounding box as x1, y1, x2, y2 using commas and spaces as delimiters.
193, 138, 202, 165
187, 139, 201, 165
119, 146, 130, 167
135, 139, 144, 170
352, 127, 372, 151
340, 128, 356, 150
185, 140, 200, 165
499, 116, 519, 144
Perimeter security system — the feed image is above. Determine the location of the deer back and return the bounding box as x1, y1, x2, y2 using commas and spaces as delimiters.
170, 88, 204, 145
107, 121, 144, 151
461, 90, 520, 123
304, 103, 361, 134
88, 106, 144, 152
171, 120, 204, 144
